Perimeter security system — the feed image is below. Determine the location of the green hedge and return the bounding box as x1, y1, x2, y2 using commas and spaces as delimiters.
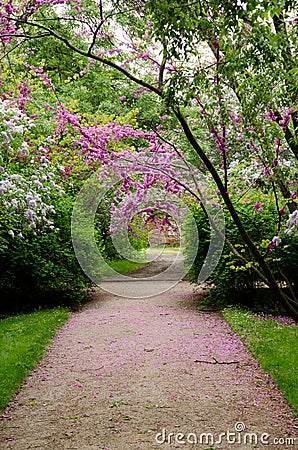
0, 196, 93, 313
184, 201, 298, 313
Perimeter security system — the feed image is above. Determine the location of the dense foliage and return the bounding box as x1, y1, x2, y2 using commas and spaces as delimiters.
185, 200, 298, 313
0, 0, 297, 318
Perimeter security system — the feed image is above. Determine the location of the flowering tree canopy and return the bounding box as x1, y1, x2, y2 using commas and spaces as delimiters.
0, 0, 298, 318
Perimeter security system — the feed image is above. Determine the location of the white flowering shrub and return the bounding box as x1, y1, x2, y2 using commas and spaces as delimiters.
0, 100, 62, 241
286, 210, 298, 236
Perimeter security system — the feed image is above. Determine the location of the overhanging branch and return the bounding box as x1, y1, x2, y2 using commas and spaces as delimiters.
2, 17, 162, 97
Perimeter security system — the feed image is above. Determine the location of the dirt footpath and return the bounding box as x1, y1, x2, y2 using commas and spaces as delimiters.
1, 262, 297, 449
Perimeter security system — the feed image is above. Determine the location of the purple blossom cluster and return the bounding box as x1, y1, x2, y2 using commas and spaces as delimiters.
52, 103, 205, 235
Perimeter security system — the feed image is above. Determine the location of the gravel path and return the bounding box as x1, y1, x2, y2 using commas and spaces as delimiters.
1, 260, 297, 450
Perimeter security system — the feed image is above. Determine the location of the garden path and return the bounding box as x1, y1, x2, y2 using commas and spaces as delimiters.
1, 256, 297, 449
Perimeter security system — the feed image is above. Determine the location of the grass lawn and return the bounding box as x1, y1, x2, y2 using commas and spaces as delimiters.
222, 307, 298, 415
104, 259, 148, 274
0, 308, 69, 412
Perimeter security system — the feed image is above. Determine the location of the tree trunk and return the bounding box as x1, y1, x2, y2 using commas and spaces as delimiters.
174, 107, 298, 321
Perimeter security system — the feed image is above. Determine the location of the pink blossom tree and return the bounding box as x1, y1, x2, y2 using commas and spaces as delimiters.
0, 0, 297, 318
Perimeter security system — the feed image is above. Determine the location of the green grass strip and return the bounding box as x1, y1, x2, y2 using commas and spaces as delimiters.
104, 260, 147, 274
0, 308, 69, 412
222, 307, 298, 415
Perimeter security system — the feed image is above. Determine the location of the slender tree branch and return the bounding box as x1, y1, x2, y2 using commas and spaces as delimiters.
3, 18, 162, 96
99, 0, 104, 22
158, 41, 167, 91
272, 12, 294, 66
278, 266, 298, 305
195, 357, 239, 365
272, 180, 282, 232
0, 39, 27, 61
88, 20, 105, 55
1, 32, 51, 39
274, 110, 298, 161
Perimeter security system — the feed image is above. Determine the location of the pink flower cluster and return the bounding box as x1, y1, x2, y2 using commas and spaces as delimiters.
23, 62, 55, 90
